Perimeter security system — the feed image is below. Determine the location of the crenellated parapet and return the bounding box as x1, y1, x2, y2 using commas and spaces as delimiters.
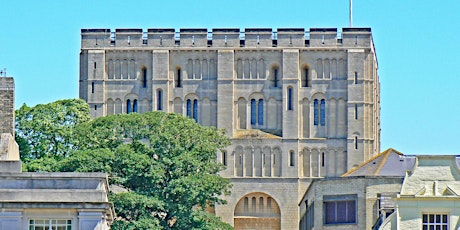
81, 27, 373, 49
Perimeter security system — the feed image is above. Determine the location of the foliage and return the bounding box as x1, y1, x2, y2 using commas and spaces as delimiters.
18, 106, 233, 229
15, 99, 91, 161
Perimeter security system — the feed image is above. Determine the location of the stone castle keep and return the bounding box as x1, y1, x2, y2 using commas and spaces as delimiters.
80, 27, 380, 229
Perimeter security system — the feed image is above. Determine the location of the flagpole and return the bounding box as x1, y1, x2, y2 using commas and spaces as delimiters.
350, 0, 353, 27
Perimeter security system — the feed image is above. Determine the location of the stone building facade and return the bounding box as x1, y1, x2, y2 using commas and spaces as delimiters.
0, 77, 15, 136
79, 27, 380, 229
0, 77, 114, 230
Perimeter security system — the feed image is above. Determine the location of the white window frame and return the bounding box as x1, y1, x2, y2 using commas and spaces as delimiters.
29, 219, 72, 230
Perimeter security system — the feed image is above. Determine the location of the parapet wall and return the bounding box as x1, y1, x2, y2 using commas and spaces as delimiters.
81, 27, 373, 49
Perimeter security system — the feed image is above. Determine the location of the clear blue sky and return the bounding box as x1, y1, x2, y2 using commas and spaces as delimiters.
1, 0, 459, 154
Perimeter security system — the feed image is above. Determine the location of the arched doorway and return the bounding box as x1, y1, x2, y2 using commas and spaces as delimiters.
234, 192, 281, 230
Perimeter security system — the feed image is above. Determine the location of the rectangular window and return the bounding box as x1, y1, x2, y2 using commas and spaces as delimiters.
422, 214, 448, 230
289, 151, 295, 166
354, 72, 358, 84
29, 219, 72, 230
94, 62, 97, 69
324, 195, 357, 225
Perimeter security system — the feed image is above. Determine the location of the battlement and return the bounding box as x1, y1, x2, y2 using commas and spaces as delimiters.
81, 27, 373, 49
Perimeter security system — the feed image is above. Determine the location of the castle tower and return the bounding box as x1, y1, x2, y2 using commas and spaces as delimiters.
80, 27, 380, 229
0, 76, 20, 170
0, 77, 15, 136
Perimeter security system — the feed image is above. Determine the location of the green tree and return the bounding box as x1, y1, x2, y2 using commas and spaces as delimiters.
15, 99, 91, 161
19, 107, 233, 229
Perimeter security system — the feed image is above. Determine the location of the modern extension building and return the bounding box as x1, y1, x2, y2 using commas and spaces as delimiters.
79, 27, 380, 229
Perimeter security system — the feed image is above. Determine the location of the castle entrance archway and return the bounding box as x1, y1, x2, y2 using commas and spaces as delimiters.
234, 192, 281, 230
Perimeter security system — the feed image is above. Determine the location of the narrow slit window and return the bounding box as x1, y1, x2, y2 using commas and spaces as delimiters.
354, 72, 358, 84
354, 136, 358, 150
142, 68, 147, 88
222, 151, 227, 166
274, 68, 279, 87
94, 62, 97, 69
355, 104, 358, 119
314, 99, 319, 125
157, 90, 163, 111
94, 105, 97, 110
176, 68, 182, 88
91, 82, 94, 94
290, 151, 295, 166
288, 87, 293, 110
322, 152, 325, 167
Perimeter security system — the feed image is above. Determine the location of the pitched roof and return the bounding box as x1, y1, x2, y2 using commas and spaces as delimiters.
342, 148, 416, 177
400, 155, 460, 197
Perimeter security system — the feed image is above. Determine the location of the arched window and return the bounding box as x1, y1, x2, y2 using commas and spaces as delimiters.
142, 68, 147, 88
126, 99, 132, 114
157, 90, 163, 111
314, 99, 319, 125
133, 99, 138, 113
250, 98, 264, 127
176, 68, 182, 88
193, 99, 198, 121
186, 99, 192, 118
186, 99, 199, 122
258, 99, 264, 125
302, 67, 310, 87
320, 99, 326, 126
287, 87, 293, 110
250, 99, 257, 125
273, 68, 279, 87
322, 152, 325, 167
314, 99, 326, 126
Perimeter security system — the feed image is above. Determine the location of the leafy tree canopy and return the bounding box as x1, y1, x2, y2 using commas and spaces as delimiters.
17, 101, 233, 230
15, 99, 91, 161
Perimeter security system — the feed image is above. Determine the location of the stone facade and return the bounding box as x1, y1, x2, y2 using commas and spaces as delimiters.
0, 77, 15, 136
80, 27, 381, 229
